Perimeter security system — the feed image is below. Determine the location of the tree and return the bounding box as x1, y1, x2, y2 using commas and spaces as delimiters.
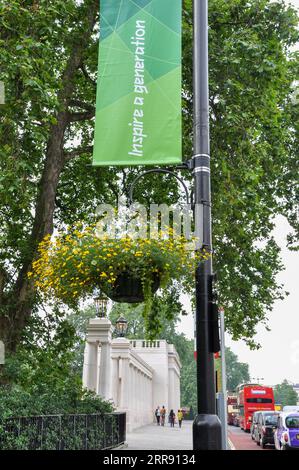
0, 0, 298, 352
0, 306, 113, 418
109, 303, 148, 339
67, 304, 97, 374
109, 287, 188, 340
274, 380, 298, 407
225, 347, 250, 391
180, 346, 251, 410
183, 0, 299, 348
180, 340, 197, 411
0, 0, 104, 351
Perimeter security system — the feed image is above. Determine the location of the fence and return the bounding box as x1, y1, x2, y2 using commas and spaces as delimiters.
0, 412, 126, 450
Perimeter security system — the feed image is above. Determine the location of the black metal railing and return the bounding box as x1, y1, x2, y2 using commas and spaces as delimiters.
0, 412, 126, 450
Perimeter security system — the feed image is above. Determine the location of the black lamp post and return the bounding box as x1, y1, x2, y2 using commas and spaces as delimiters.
94, 293, 108, 318
115, 316, 128, 338
192, 0, 222, 450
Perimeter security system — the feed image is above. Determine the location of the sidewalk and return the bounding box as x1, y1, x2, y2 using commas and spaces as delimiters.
124, 421, 193, 450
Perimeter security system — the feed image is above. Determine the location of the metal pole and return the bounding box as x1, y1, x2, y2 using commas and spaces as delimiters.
192, 0, 222, 449
219, 307, 228, 449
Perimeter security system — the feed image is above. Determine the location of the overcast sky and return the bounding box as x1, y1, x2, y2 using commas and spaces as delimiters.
178, 0, 299, 387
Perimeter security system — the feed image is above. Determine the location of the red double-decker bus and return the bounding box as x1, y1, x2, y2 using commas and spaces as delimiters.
237, 383, 274, 431
227, 394, 239, 425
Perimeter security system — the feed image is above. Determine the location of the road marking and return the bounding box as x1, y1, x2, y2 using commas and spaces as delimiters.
228, 438, 236, 450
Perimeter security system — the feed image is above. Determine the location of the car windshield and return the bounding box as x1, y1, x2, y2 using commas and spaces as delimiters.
285, 416, 299, 429
264, 414, 278, 425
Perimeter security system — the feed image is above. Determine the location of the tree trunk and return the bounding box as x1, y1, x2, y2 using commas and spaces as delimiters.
0, 0, 99, 352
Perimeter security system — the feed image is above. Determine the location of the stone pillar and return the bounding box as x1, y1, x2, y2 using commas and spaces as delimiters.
167, 345, 182, 414
129, 365, 134, 428
142, 374, 145, 422
84, 318, 113, 400
119, 356, 130, 409
139, 372, 142, 422
111, 338, 132, 428
98, 341, 112, 399
143, 375, 147, 425
111, 357, 119, 407
168, 368, 175, 412
148, 376, 151, 424
150, 376, 154, 422
142, 373, 145, 424
131, 366, 136, 429
82, 341, 98, 392
96, 346, 101, 395
176, 373, 181, 412
134, 367, 140, 423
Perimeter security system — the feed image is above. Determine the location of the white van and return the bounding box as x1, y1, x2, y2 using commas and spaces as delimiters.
282, 405, 299, 413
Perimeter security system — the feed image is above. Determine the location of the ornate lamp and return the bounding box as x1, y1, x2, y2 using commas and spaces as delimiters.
115, 316, 128, 337
94, 293, 109, 318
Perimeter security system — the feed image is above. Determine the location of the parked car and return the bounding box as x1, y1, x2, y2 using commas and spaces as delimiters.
255, 411, 279, 448
274, 412, 299, 450
250, 412, 260, 441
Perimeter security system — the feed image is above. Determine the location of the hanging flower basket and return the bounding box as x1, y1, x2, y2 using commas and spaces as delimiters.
29, 224, 210, 334
104, 271, 160, 303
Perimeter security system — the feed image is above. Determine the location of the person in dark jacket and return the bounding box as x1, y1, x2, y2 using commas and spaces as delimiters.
169, 409, 175, 427
155, 406, 161, 425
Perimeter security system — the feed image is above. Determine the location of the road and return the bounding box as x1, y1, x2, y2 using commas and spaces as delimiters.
228, 425, 274, 451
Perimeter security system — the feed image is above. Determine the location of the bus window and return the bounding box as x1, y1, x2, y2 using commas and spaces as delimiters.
246, 398, 273, 403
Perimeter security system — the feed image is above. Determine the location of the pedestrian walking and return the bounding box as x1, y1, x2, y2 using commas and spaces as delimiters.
169, 409, 175, 427
155, 406, 161, 425
161, 406, 166, 426
178, 409, 184, 428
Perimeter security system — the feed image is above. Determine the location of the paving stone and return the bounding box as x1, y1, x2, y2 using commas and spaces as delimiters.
124, 420, 193, 450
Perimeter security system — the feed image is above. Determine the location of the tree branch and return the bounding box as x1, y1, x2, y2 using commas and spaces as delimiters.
80, 64, 97, 86
0, 266, 8, 303
69, 99, 95, 112
64, 145, 93, 161
68, 110, 95, 122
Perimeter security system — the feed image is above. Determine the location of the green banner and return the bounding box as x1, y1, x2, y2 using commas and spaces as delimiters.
93, 0, 182, 166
